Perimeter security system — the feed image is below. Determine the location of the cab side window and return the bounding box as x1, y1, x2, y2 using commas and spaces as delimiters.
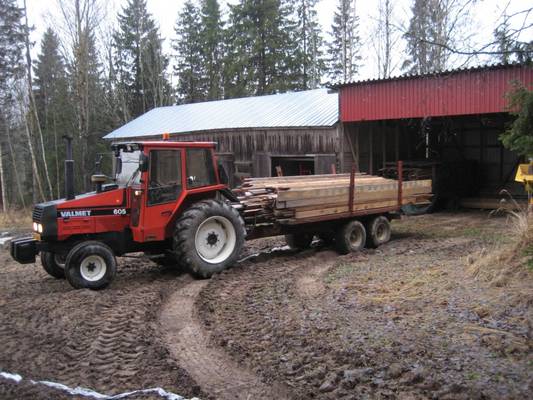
186, 148, 217, 188
148, 150, 182, 205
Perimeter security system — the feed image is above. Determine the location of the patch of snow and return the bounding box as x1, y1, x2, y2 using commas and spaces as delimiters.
0, 237, 13, 245
0, 370, 198, 400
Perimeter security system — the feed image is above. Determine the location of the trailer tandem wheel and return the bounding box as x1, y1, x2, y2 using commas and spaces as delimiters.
366, 216, 391, 248
335, 220, 367, 254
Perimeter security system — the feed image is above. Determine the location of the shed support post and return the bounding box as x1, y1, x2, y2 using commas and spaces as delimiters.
382, 122, 387, 171
369, 125, 374, 175
397, 160, 403, 208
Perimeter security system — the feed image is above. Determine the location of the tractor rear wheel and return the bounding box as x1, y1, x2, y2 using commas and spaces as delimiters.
174, 199, 245, 278
41, 252, 66, 279
65, 241, 117, 290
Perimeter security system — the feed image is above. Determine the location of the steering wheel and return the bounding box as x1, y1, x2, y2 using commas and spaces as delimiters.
150, 180, 163, 188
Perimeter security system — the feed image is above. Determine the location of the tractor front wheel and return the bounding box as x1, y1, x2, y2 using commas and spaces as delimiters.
174, 200, 245, 278
65, 241, 117, 290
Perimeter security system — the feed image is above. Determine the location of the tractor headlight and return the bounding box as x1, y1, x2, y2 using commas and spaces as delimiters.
33, 222, 38, 231
37, 224, 43, 233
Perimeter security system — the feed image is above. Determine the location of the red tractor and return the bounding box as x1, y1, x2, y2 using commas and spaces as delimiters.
11, 140, 246, 289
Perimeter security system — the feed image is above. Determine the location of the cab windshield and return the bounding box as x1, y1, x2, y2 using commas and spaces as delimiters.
115, 149, 141, 187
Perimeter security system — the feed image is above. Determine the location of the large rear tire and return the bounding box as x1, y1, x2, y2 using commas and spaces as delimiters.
335, 220, 366, 255
174, 200, 245, 278
65, 241, 117, 290
41, 252, 66, 279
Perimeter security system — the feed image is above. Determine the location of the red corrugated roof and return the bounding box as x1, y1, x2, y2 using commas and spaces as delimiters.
335, 63, 533, 122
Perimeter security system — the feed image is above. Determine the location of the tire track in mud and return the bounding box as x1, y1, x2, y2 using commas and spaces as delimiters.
0, 253, 204, 399
160, 280, 292, 400
57, 287, 159, 390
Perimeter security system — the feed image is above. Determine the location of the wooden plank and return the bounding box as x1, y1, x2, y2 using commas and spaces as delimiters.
293, 196, 429, 220
294, 200, 399, 219
276, 186, 431, 209
276, 179, 432, 201
246, 177, 394, 189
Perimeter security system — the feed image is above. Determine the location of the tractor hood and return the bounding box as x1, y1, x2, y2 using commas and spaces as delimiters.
32, 187, 127, 240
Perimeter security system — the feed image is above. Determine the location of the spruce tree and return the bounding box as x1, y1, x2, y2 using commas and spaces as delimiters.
200, 0, 224, 100
226, 0, 295, 96
293, 0, 325, 89
403, 0, 437, 74
327, 0, 361, 83
0, 0, 25, 210
173, 0, 205, 103
33, 28, 73, 198
0, 0, 24, 101
114, 0, 170, 120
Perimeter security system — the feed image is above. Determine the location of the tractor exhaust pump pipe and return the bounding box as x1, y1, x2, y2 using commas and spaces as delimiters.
63, 135, 75, 200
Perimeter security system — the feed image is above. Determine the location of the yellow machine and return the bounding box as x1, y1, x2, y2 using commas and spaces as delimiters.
515, 160, 533, 207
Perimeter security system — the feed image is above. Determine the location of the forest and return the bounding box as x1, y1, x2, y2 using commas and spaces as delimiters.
0, 0, 531, 211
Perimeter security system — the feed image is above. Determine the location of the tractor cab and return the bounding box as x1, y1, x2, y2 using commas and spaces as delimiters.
114, 141, 226, 243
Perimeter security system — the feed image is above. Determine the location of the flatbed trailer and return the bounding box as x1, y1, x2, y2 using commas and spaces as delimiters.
238, 161, 431, 253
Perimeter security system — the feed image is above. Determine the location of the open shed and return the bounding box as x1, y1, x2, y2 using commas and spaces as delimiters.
333, 63, 533, 207
104, 89, 340, 187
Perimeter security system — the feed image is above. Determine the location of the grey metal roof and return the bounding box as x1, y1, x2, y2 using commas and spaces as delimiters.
104, 88, 338, 139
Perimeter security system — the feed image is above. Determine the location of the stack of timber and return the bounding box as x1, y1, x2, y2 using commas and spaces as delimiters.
234, 173, 432, 224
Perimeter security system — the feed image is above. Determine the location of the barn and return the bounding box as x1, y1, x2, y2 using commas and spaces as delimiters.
332, 63, 533, 207
104, 89, 340, 187
105, 63, 533, 206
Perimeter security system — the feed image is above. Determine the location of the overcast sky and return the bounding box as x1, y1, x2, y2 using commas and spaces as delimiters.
26, 0, 533, 82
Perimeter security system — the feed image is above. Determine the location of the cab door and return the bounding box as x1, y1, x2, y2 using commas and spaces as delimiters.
141, 148, 185, 242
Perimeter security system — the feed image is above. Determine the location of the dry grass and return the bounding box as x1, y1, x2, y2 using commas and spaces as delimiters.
468, 194, 533, 286
0, 209, 32, 230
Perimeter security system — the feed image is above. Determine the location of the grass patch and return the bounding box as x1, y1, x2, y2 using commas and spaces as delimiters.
0, 209, 32, 230
324, 262, 358, 284
469, 197, 533, 284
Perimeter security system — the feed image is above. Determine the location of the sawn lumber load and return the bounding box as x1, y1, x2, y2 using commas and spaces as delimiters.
234, 173, 432, 224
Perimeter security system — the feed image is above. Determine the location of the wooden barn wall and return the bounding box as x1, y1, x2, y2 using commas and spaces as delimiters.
121, 126, 340, 184
171, 127, 339, 160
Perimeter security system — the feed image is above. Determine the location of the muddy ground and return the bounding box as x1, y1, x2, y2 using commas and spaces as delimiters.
0, 211, 531, 399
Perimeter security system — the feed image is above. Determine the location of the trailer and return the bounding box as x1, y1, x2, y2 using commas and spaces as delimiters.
10, 140, 431, 290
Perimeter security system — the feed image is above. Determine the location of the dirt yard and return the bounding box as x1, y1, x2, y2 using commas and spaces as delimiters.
0, 211, 531, 399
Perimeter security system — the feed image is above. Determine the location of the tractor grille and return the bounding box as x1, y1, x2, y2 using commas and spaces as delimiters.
32, 205, 44, 223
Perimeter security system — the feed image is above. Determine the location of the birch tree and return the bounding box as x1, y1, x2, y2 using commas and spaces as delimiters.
403, 0, 476, 74
372, 0, 400, 78
57, 0, 106, 192
23, 0, 54, 200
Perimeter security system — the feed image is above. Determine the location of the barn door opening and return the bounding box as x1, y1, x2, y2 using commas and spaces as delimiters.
271, 156, 314, 176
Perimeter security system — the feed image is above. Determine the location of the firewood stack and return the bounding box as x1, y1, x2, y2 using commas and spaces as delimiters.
233, 173, 432, 224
